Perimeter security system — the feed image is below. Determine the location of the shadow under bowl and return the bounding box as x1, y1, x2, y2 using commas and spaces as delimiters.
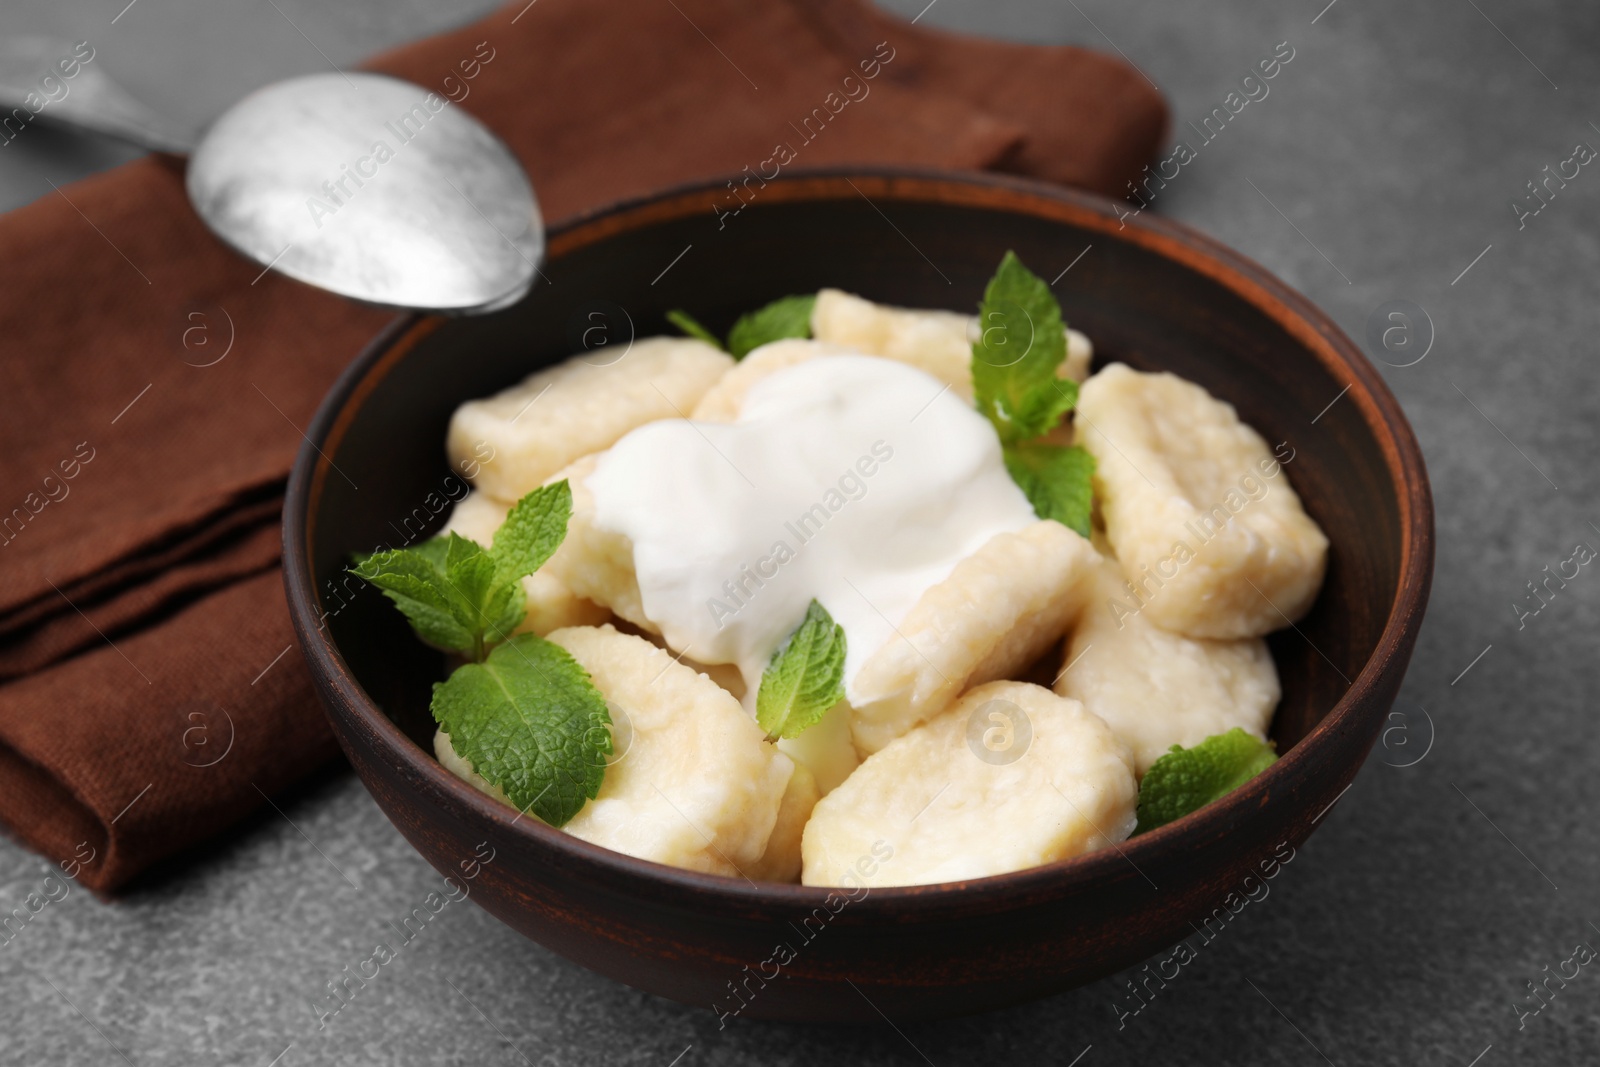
283, 169, 1433, 1022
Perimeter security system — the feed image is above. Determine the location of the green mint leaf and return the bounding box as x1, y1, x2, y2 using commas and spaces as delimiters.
350, 545, 478, 654
409, 536, 451, 568
972, 251, 1073, 444
666, 309, 725, 350
1135, 728, 1278, 835
756, 599, 847, 739
1003, 442, 1096, 537
443, 533, 525, 653
431, 633, 611, 826
727, 294, 816, 360
353, 484, 578, 660
491, 480, 572, 585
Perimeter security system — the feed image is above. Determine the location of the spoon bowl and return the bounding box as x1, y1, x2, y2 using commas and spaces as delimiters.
187, 72, 541, 314
0, 38, 541, 314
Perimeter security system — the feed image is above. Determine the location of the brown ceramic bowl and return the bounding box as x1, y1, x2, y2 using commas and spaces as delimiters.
283, 170, 1432, 1022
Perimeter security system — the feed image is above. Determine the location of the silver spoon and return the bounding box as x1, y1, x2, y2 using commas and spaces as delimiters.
0, 37, 541, 315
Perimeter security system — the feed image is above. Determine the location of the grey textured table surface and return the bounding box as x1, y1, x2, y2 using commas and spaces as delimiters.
2, 1, 1597, 1064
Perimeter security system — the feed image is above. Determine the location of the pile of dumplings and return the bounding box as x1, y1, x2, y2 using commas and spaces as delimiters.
434, 290, 1328, 888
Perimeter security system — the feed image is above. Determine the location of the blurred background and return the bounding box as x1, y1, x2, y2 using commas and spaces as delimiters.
2, 1, 1597, 1065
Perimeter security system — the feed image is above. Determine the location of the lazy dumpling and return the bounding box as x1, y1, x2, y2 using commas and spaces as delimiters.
448, 337, 732, 502
1074, 363, 1328, 639
803, 681, 1137, 887
849, 520, 1099, 755
438, 624, 795, 877
1055, 554, 1280, 775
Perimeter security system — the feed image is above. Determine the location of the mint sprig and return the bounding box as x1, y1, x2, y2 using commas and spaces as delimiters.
350, 480, 611, 827
1134, 728, 1279, 835
972, 251, 1074, 445
347, 540, 469, 650
432, 634, 611, 826
351, 533, 514, 658
668, 295, 817, 360
728, 294, 815, 359
756, 599, 846, 739
353, 481, 572, 661
970, 251, 1096, 533
1002, 442, 1096, 538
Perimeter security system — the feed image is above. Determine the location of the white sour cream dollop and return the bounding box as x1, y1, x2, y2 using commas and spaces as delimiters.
586, 353, 1036, 703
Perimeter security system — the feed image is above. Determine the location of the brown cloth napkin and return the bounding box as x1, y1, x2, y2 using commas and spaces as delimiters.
0, 0, 1165, 893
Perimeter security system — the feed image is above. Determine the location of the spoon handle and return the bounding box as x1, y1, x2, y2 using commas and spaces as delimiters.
0, 37, 195, 154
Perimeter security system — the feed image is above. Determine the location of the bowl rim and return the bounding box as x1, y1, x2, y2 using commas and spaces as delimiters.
283, 166, 1434, 912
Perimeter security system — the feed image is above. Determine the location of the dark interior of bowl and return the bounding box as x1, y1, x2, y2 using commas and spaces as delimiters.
309, 178, 1399, 766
